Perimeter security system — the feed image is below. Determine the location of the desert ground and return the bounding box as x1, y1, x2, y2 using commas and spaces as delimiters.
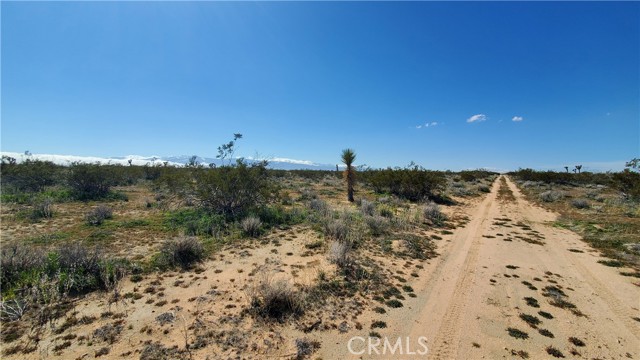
1, 167, 638, 360
317, 176, 639, 359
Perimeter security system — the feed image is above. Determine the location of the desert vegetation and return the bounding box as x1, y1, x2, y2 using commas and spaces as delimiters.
0, 138, 502, 359
510, 162, 640, 277
3, 146, 638, 359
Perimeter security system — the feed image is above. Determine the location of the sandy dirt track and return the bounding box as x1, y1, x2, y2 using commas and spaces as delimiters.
319, 176, 639, 359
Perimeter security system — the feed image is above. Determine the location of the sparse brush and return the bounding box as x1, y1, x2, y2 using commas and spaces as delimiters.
328, 240, 352, 268
31, 197, 54, 220
1, 244, 45, 289
360, 200, 376, 216
507, 327, 529, 339
519, 313, 541, 327
546, 346, 565, 358
85, 205, 113, 226
325, 220, 349, 242
371, 320, 387, 329
248, 274, 305, 321
295, 338, 320, 360
365, 215, 390, 236
539, 190, 565, 202
571, 199, 590, 209
538, 328, 554, 338
93, 324, 123, 344
241, 216, 262, 237
378, 204, 394, 218
385, 299, 403, 308
538, 311, 554, 319
159, 236, 205, 269
477, 184, 491, 193
423, 202, 447, 226
308, 198, 328, 214
0, 299, 28, 321
568, 337, 585, 347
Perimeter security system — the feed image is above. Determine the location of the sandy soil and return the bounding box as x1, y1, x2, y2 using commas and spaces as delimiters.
318, 176, 639, 359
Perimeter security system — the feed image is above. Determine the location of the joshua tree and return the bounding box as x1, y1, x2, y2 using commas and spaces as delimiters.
564, 166, 569, 173
341, 149, 356, 202
575, 165, 582, 174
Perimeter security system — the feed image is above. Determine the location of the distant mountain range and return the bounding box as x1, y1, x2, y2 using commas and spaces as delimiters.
0, 151, 338, 171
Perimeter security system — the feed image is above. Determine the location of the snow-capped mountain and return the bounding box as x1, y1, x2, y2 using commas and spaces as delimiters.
0, 152, 337, 171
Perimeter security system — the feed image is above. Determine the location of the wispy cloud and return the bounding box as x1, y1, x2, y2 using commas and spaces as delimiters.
467, 114, 487, 123
416, 121, 438, 129
512, 116, 524, 122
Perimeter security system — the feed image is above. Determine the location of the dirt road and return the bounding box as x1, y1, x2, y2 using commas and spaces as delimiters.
321, 176, 639, 359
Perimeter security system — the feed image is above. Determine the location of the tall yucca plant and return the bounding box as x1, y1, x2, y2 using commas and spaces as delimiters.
341, 149, 356, 202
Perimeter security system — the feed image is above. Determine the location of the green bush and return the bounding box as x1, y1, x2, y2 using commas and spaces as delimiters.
1, 159, 61, 193
241, 216, 262, 237
611, 170, 640, 200
156, 236, 205, 270
164, 209, 225, 236
67, 163, 118, 200
192, 160, 274, 219
363, 168, 446, 202
1, 243, 128, 298
30, 198, 54, 221
85, 205, 113, 226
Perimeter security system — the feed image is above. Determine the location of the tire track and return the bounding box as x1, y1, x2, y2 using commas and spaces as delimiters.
429, 177, 499, 359
505, 176, 640, 339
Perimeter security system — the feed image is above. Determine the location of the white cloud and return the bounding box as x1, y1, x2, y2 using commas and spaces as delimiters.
416, 121, 438, 129
512, 116, 524, 122
467, 114, 487, 123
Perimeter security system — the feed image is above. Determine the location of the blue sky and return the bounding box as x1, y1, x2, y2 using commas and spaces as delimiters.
2, 2, 638, 171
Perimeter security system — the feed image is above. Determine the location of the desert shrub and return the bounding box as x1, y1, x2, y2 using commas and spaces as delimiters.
0, 299, 28, 321
325, 220, 349, 242
477, 184, 491, 193
248, 275, 305, 321
241, 216, 262, 237
611, 169, 640, 200
1, 159, 61, 193
67, 163, 119, 200
423, 202, 446, 225
0, 244, 45, 293
360, 200, 376, 216
308, 199, 328, 214
298, 188, 318, 201
157, 236, 205, 270
451, 185, 473, 197
256, 205, 306, 229
164, 209, 225, 237
459, 170, 497, 182
365, 215, 390, 236
85, 205, 113, 226
1, 243, 127, 297
93, 323, 123, 344
510, 168, 610, 186
540, 190, 565, 202
192, 160, 274, 219
328, 240, 352, 268
571, 199, 590, 209
364, 167, 446, 201
295, 338, 320, 360
378, 204, 394, 218
30, 197, 54, 220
